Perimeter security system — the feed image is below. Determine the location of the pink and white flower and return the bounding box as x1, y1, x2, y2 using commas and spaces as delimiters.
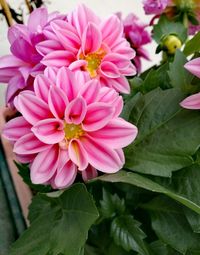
3, 68, 138, 189
0, 7, 65, 108
37, 4, 136, 94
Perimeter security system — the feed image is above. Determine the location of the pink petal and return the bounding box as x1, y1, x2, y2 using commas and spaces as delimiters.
32, 118, 64, 144
102, 76, 130, 94
65, 97, 87, 124
100, 15, 123, 47
48, 86, 68, 119
100, 61, 120, 78
6, 75, 25, 106
58, 149, 70, 170
30, 145, 59, 184
184, 58, 200, 79
17, 92, 52, 125
42, 50, 75, 67
34, 74, 53, 103
103, 53, 130, 70
15, 153, 36, 164
44, 66, 58, 83
81, 135, 123, 173
115, 148, 125, 166
8, 24, 29, 44
56, 67, 78, 101
180, 93, 200, 109
82, 165, 98, 182
82, 102, 114, 131
121, 63, 137, 76
78, 79, 100, 104
82, 22, 102, 55
89, 118, 138, 149
69, 60, 87, 71
28, 7, 48, 32
0, 55, 26, 69
3, 116, 31, 141
14, 133, 50, 155
68, 139, 88, 170
36, 40, 62, 56
54, 160, 77, 189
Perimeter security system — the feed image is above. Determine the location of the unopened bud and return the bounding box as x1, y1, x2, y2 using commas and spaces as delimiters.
162, 34, 182, 55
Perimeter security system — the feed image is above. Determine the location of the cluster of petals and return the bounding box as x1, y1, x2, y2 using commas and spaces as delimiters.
121, 13, 151, 73
0, 7, 65, 107
3, 68, 138, 189
180, 58, 200, 109
37, 4, 136, 94
143, 0, 169, 15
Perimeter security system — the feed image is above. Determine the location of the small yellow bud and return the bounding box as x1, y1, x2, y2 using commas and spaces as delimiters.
162, 35, 182, 55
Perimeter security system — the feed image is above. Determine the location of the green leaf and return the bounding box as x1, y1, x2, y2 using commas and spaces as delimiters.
153, 15, 187, 43
168, 50, 193, 91
100, 189, 125, 218
184, 32, 200, 56
95, 171, 200, 215
10, 184, 99, 255
150, 240, 181, 255
144, 196, 200, 254
123, 88, 200, 176
15, 162, 51, 193
111, 215, 149, 255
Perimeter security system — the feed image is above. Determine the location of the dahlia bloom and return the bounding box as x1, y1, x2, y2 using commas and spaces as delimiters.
180, 58, 200, 109
0, 7, 65, 108
3, 68, 138, 189
143, 0, 169, 15
122, 13, 151, 72
37, 4, 136, 94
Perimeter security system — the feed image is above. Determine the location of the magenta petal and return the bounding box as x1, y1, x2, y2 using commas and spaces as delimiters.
8, 24, 29, 44
0, 55, 25, 69
15, 153, 36, 164
34, 74, 53, 103
3, 116, 31, 141
82, 165, 97, 182
56, 67, 78, 101
32, 118, 65, 144
36, 40, 62, 56
14, 133, 51, 155
65, 97, 87, 124
89, 118, 138, 149
54, 160, 77, 189
82, 22, 102, 55
6, 75, 25, 106
42, 51, 75, 67
17, 92, 51, 125
81, 135, 123, 173
48, 86, 68, 119
83, 102, 114, 131
30, 145, 59, 184
180, 93, 200, 109
79, 79, 100, 104
100, 61, 120, 78
184, 58, 200, 79
69, 139, 88, 170
28, 7, 48, 32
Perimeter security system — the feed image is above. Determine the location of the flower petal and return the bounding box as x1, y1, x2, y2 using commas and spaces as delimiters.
30, 145, 59, 184
3, 116, 31, 141
54, 160, 77, 189
89, 118, 138, 149
28, 7, 48, 32
180, 93, 200, 109
81, 135, 123, 173
36, 40, 62, 56
32, 118, 64, 144
48, 86, 68, 118
82, 164, 97, 182
17, 92, 51, 125
69, 139, 88, 170
34, 74, 52, 103
184, 58, 200, 79
14, 133, 50, 154
42, 51, 75, 67
82, 22, 102, 55
83, 102, 114, 131
65, 97, 87, 124
79, 79, 100, 104
100, 61, 120, 78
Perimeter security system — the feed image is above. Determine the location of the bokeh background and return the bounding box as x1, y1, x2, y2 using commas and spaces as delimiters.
0, 0, 160, 106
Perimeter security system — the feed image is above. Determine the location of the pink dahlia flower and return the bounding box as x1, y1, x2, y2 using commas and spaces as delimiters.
37, 4, 136, 94
0, 7, 65, 108
3, 67, 138, 189
122, 13, 151, 73
143, 0, 169, 15
180, 58, 200, 109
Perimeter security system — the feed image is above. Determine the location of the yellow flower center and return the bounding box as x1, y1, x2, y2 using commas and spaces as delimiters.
80, 49, 106, 78
64, 123, 84, 140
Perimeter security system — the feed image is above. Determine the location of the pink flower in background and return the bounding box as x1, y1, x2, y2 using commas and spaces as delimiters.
122, 13, 151, 72
143, 0, 169, 15
0, 7, 65, 108
180, 58, 200, 109
37, 4, 136, 94
3, 68, 138, 189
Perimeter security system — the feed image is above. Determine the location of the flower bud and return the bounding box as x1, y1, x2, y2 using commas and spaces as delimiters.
162, 34, 182, 55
